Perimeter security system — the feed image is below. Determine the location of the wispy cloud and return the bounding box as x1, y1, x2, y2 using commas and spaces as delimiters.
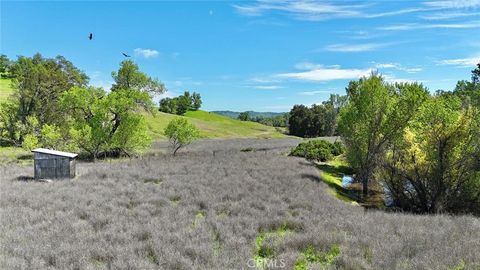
424, 0, 480, 9
158, 90, 179, 99
233, 1, 365, 21
325, 43, 389, 52
420, 11, 480, 20
276, 64, 372, 82
364, 8, 430, 18
254, 85, 283, 90
249, 77, 281, 84
379, 21, 480, 31
299, 90, 331, 96
134, 48, 160, 58
383, 75, 418, 84
374, 63, 423, 73
234, 1, 439, 21
436, 55, 480, 67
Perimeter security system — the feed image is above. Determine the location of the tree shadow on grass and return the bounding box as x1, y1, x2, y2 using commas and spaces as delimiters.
316, 163, 354, 178
312, 163, 361, 203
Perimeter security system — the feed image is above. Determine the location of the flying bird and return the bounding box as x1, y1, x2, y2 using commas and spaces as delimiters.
122, 53, 131, 57
88, 33, 93, 40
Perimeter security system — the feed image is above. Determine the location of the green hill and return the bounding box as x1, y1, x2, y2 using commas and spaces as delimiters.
145, 110, 286, 139
0, 78, 14, 102
212, 110, 287, 119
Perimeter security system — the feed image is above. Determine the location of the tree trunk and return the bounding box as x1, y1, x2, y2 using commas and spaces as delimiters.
362, 178, 369, 198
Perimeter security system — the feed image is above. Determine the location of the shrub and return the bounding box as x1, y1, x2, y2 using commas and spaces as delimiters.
22, 134, 39, 150
164, 118, 200, 155
331, 141, 345, 156
290, 140, 342, 162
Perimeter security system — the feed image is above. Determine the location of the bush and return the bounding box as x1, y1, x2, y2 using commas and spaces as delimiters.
331, 141, 345, 156
290, 140, 343, 162
164, 118, 200, 155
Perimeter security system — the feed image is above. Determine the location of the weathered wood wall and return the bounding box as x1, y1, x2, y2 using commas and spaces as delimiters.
34, 153, 76, 179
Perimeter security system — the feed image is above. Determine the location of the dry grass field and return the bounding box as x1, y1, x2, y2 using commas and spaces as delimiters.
1, 139, 479, 270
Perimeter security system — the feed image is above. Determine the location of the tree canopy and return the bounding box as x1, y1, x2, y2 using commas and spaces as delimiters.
158, 91, 202, 115
338, 73, 429, 197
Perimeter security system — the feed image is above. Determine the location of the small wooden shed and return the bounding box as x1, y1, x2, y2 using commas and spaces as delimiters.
32, 148, 78, 179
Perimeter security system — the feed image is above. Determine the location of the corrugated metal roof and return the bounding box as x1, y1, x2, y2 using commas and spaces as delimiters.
32, 148, 78, 158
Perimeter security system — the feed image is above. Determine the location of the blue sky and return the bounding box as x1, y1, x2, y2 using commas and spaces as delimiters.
1, 0, 479, 112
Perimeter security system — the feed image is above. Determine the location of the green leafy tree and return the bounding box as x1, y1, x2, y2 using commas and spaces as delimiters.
382, 95, 480, 214
111, 60, 166, 95
40, 124, 63, 150
4, 54, 88, 144
0, 54, 12, 76
238, 112, 250, 121
453, 63, 480, 108
192, 92, 202, 110
176, 93, 192, 115
309, 104, 327, 137
159, 97, 177, 114
288, 105, 311, 137
158, 91, 201, 115
472, 62, 480, 85
164, 118, 199, 155
61, 87, 110, 160
22, 134, 39, 150
322, 94, 348, 136
338, 74, 429, 197
62, 86, 152, 161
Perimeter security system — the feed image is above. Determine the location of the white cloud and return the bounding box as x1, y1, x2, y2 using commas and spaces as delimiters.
234, 1, 438, 21
325, 43, 389, 52
374, 63, 423, 73
420, 11, 480, 20
424, 0, 480, 9
233, 1, 365, 20
437, 56, 480, 67
254, 85, 283, 90
134, 48, 160, 58
90, 80, 113, 91
249, 77, 281, 84
276, 65, 373, 82
379, 21, 480, 31
299, 90, 332, 96
383, 75, 418, 84
158, 90, 178, 99
364, 8, 430, 18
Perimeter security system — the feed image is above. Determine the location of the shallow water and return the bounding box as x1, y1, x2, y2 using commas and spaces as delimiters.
341, 175, 353, 187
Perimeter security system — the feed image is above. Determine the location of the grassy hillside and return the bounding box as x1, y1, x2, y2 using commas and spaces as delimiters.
0, 78, 14, 102
145, 110, 286, 140
212, 110, 286, 119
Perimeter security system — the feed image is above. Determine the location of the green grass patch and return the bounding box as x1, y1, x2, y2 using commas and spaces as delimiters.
254, 224, 296, 269
212, 230, 221, 256
294, 245, 341, 270
143, 178, 163, 184
144, 110, 286, 140
0, 78, 14, 102
0, 146, 32, 164
192, 210, 206, 227
169, 195, 181, 204
316, 157, 360, 204
450, 259, 466, 270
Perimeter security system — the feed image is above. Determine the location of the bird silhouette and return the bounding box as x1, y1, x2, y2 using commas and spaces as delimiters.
122, 53, 131, 57
88, 33, 93, 40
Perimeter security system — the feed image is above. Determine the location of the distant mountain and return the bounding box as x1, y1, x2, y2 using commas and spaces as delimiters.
211, 110, 287, 119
